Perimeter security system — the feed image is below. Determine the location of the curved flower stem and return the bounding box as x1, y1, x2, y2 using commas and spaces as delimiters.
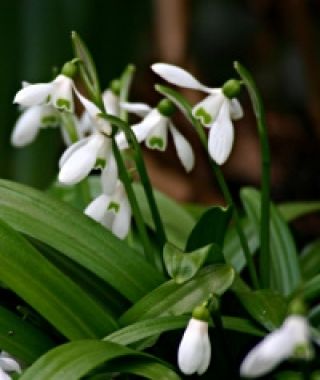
193, 119, 260, 289
112, 139, 156, 266
104, 114, 167, 252
234, 62, 271, 288
60, 111, 91, 206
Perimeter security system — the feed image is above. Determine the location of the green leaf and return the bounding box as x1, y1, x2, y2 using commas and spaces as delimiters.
120, 264, 235, 325
309, 304, 320, 328
240, 187, 301, 296
133, 183, 195, 249
0, 179, 164, 302
20, 340, 179, 380
71, 31, 101, 103
186, 206, 232, 252
0, 306, 55, 364
163, 243, 208, 284
300, 239, 320, 279
105, 315, 264, 347
278, 201, 320, 221
0, 218, 118, 339
235, 290, 288, 331
119, 64, 136, 121
302, 274, 320, 301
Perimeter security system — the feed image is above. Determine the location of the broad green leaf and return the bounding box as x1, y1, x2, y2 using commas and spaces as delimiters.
302, 274, 320, 301
0, 218, 117, 339
182, 203, 207, 219
120, 264, 235, 325
0, 180, 164, 302
240, 187, 301, 296
275, 372, 303, 380
105, 315, 264, 346
20, 340, 179, 380
185, 206, 232, 252
224, 200, 319, 275
133, 183, 195, 249
71, 31, 101, 103
32, 239, 129, 317
0, 306, 55, 364
235, 290, 288, 331
163, 243, 208, 284
300, 240, 320, 279
278, 201, 320, 221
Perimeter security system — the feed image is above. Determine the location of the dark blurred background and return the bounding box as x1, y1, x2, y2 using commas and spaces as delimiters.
2, 0, 320, 212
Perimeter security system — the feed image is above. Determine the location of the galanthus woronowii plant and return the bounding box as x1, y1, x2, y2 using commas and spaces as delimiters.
0, 31, 318, 379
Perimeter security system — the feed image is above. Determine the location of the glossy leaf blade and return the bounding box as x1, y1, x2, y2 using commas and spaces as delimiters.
0, 306, 55, 364
120, 264, 235, 325
20, 340, 178, 380
0, 218, 117, 339
0, 180, 164, 302
240, 187, 301, 295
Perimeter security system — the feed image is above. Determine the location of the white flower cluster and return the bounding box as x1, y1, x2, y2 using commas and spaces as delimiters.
0, 351, 21, 380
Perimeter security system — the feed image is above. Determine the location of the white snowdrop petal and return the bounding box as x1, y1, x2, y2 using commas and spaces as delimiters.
282, 316, 310, 345
178, 319, 209, 375
145, 116, 168, 151
0, 369, 10, 380
197, 333, 211, 375
240, 327, 297, 378
208, 101, 234, 165
229, 98, 244, 120
112, 195, 131, 239
120, 102, 152, 117
151, 63, 211, 92
103, 89, 120, 116
192, 92, 224, 127
59, 137, 91, 169
101, 154, 118, 195
52, 75, 74, 112
58, 134, 105, 185
0, 357, 21, 373
39, 105, 60, 128
84, 194, 110, 224
14, 82, 54, 107
169, 123, 195, 172
74, 87, 101, 119
11, 106, 42, 147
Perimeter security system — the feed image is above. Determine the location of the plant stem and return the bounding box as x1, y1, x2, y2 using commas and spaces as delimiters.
234, 62, 271, 288
60, 112, 91, 206
104, 114, 167, 254
194, 119, 259, 289
112, 139, 156, 266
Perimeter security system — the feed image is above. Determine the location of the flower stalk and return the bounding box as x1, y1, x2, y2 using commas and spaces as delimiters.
234, 61, 271, 288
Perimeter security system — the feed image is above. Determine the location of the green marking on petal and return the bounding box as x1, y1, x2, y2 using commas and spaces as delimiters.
46, 94, 51, 103
195, 107, 212, 125
41, 115, 59, 126
149, 137, 164, 149
108, 201, 120, 213
56, 98, 71, 111
95, 158, 106, 169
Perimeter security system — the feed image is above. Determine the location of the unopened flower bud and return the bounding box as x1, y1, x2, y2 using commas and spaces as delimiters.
157, 99, 176, 117
222, 79, 241, 99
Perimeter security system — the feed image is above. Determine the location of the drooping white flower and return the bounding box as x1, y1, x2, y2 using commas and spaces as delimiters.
152, 63, 244, 165
58, 90, 125, 186
0, 351, 21, 380
240, 315, 311, 378
14, 74, 74, 113
117, 100, 195, 172
11, 104, 60, 147
178, 318, 211, 375
85, 179, 131, 239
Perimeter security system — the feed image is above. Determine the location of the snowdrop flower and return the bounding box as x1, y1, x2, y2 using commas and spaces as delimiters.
85, 178, 131, 239
11, 104, 60, 147
118, 99, 195, 172
0, 351, 21, 380
152, 63, 243, 165
58, 89, 126, 186
178, 305, 211, 375
240, 315, 311, 378
13, 60, 77, 113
